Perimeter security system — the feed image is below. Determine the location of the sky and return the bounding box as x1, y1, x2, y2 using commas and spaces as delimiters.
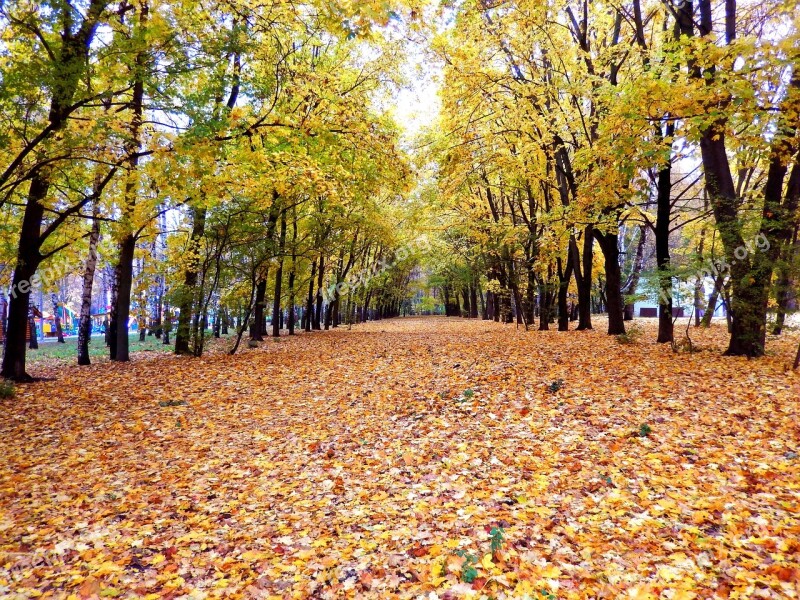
392, 58, 442, 141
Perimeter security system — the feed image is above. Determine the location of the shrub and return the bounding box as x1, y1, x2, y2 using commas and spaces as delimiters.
0, 381, 15, 400
616, 325, 643, 345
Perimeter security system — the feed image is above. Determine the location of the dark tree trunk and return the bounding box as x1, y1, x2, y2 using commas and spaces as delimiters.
571, 228, 593, 330
174, 49, 240, 352
306, 258, 316, 332
175, 207, 207, 355
111, 234, 136, 362
251, 278, 267, 341
111, 5, 146, 363
595, 231, 626, 335
0, 2, 104, 381
287, 220, 297, 336
273, 210, 287, 338
557, 258, 573, 332
469, 284, 479, 319
28, 318, 38, 350
314, 256, 325, 330
656, 123, 675, 343
1, 179, 47, 381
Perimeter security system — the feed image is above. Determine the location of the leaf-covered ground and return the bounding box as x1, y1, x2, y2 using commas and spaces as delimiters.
1, 318, 799, 599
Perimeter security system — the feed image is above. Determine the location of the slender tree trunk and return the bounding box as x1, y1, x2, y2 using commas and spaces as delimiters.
175, 206, 206, 355
314, 256, 325, 330
701, 273, 726, 327
77, 214, 101, 366
656, 124, 675, 343
52, 294, 65, 343
571, 228, 593, 330
772, 231, 798, 335
27, 317, 38, 350
306, 258, 316, 332
623, 225, 647, 320
557, 258, 573, 332
287, 214, 297, 336
272, 210, 287, 338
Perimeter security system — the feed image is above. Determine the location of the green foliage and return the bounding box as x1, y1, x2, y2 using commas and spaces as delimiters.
616, 325, 644, 345
454, 550, 479, 583
638, 423, 652, 438
159, 400, 188, 407
489, 526, 505, 557
0, 380, 15, 399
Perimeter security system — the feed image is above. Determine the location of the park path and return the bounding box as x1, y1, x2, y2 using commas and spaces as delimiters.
1, 317, 799, 598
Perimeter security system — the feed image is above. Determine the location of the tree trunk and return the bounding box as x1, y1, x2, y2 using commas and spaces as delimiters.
622, 225, 647, 320
0, 2, 103, 381
273, 210, 287, 338
306, 258, 316, 332
111, 234, 136, 362
595, 231, 626, 335
251, 278, 267, 341
51, 294, 66, 343
28, 317, 39, 350
77, 214, 101, 366
701, 273, 726, 327
656, 124, 675, 343
556, 258, 573, 332
1, 179, 47, 380
314, 256, 325, 330
175, 206, 207, 355
571, 228, 593, 330
110, 4, 147, 363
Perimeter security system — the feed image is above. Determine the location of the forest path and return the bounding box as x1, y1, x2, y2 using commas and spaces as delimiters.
2, 317, 799, 597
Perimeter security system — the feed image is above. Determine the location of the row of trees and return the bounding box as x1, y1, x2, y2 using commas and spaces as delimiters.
0, 0, 424, 381
426, 0, 799, 356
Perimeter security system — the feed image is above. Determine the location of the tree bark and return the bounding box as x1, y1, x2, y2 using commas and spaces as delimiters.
656, 123, 675, 343
1, 0, 107, 381
570, 229, 593, 330
314, 256, 325, 330
595, 231, 625, 335
305, 258, 316, 332
110, 1, 147, 363
272, 210, 287, 338
175, 206, 207, 355
77, 212, 101, 366
251, 278, 267, 341
622, 225, 647, 320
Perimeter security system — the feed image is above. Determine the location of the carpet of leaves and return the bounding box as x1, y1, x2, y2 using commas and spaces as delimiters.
1, 317, 799, 600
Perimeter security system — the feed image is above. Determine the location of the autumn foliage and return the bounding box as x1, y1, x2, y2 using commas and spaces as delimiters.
2, 318, 799, 598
